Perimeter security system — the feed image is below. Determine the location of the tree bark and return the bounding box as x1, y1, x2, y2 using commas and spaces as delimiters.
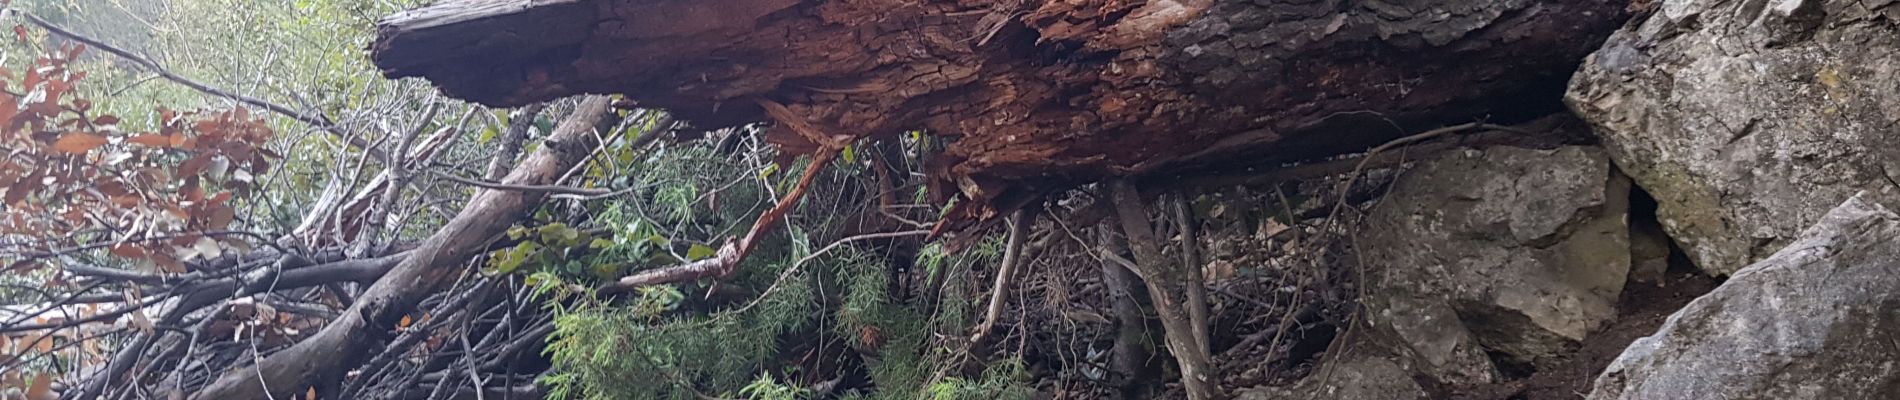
369, 0, 1627, 226
1107, 180, 1218, 400
1098, 225, 1160, 400
1170, 193, 1212, 358
485, 102, 546, 181
190, 96, 614, 400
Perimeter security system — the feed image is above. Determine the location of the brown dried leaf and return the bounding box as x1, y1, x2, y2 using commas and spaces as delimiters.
178, 154, 210, 178
26, 373, 51, 400
30, 334, 52, 352
108, 243, 145, 259
207, 206, 235, 229
51, 131, 108, 153
0, 95, 16, 128
127, 134, 171, 147
150, 251, 184, 273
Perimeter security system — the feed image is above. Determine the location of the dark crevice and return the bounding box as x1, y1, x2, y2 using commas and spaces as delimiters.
1272, 321, 1338, 373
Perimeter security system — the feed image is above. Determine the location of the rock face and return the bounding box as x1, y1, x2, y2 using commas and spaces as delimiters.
1566, 0, 1900, 275
1589, 193, 1900, 399
1360, 145, 1631, 380
1243, 144, 1633, 398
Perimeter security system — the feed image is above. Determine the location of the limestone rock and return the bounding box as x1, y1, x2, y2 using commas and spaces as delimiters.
1359, 145, 1632, 383
1567, 0, 1900, 275
1589, 192, 1900, 399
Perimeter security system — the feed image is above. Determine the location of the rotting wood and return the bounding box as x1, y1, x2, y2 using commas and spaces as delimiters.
369, 0, 1629, 231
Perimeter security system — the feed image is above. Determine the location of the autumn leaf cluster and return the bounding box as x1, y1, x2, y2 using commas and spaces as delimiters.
0, 44, 277, 273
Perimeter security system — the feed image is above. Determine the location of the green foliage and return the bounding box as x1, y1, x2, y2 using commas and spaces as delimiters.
925, 360, 1036, 400
485, 222, 612, 276
740, 374, 811, 400
541, 259, 818, 400
541, 134, 815, 399
481, 137, 778, 283
536, 136, 1034, 399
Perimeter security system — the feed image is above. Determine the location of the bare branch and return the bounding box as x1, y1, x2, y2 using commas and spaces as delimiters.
191, 96, 616, 400
972, 207, 1033, 344
485, 103, 547, 181
430, 171, 612, 196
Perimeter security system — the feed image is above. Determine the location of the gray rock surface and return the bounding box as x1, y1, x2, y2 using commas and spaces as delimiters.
1589, 192, 1900, 399
1356, 145, 1632, 386
1567, 0, 1900, 276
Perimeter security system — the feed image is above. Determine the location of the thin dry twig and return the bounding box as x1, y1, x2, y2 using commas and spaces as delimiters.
430, 171, 613, 197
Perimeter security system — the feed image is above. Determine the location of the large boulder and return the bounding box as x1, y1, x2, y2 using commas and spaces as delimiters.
1589, 192, 1900, 399
1566, 0, 1900, 275
1360, 145, 1632, 380
1243, 144, 1634, 399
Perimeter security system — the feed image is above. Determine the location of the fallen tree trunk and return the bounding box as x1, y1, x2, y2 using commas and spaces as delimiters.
190, 96, 615, 400
370, 0, 1628, 227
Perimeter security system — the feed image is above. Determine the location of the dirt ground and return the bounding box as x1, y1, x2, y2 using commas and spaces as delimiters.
1454, 264, 1720, 400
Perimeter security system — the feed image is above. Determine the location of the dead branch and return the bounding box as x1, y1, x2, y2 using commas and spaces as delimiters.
4, 252, 407, 336
296, 123, 463, 248
611, 240, 744, 289
609, 146, 842, 291
1096, 222, 1161, 398
1107, 180, 1219, 400
190, 96, 615, 400
606, 102, 841, 292
971, 207, 1034, 344
1171, 192, 1212, 358
14, 230, 285, 264
486, 103, 547, 180
339, 278, 496, 399
430, 171, 613, 197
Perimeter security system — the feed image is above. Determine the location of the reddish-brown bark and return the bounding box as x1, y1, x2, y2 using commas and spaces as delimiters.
371, 0, 1626, 227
